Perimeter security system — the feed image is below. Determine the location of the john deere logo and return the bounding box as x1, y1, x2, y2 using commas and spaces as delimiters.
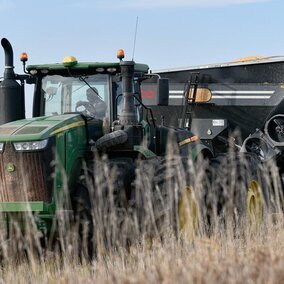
5, 163, 15, 172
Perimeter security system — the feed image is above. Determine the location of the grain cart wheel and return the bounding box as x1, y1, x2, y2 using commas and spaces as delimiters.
206, 152, 267, 233
235, 154, 267, 232
246, 180, 264, 231
259, 160, 283, 224
151, 156, 199, 240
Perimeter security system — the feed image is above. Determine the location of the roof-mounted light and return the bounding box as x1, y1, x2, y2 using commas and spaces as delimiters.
30, 69, 38, 75
63, 56, 78, 67
107, 67, 117, 73
96, 67, 105, 73
117, 49, 125, 60
20, 52, 28, 62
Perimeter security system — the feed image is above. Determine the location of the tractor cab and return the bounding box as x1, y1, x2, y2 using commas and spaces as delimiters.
27, 56, 149, 135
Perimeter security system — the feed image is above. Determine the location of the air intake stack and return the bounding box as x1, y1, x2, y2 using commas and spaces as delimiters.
0, 38, 25, 125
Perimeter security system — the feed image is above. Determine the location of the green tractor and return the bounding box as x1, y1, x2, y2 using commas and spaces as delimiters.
0, 38, 214, 257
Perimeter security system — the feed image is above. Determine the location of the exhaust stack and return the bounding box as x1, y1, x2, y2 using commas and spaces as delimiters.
2, 38, 15, 80
0, 38, 25, 125
119, 61, 137, 126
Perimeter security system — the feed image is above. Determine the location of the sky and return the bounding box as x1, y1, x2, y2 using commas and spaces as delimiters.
0, 0, 283, 115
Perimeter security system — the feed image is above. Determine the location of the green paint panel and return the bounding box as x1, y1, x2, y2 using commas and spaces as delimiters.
0, 114, 84, 141
15, 126, 48, 134
0, 202, 50, 212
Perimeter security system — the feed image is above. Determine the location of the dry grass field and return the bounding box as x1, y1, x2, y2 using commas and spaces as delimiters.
2, 223, 284, 284
0, 152, 283, 284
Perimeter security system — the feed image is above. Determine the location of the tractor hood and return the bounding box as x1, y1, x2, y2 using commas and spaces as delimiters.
0, 114, 85, 141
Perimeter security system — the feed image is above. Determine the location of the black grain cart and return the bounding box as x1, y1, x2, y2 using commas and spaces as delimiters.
142, 56, 284, 154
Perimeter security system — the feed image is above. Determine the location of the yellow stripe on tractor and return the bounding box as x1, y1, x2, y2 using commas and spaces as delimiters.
49, 121, 85, 136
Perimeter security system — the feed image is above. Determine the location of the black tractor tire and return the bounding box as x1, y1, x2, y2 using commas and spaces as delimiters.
77, 159, 135, 252
71, 174, 95, 261
204, 152, 269, 234
95, 130, 128, 150
106, 159, 135, 208
136, 156, 199, 240
134, 158, 160, 235
103, 159, 135, 248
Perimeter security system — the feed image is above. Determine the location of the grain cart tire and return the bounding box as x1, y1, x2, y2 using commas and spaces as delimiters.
206, 152, 268, 233
151, 156, 199, 240
95, 130, 128, 150
258, 160, 283, 224
71, 175, 95, 261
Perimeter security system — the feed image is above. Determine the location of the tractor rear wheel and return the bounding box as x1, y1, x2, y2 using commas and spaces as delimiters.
144, 156, 199, 240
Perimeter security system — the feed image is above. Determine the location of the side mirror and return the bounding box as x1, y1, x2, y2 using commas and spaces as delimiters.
157, 78, 169, 106
187, 87, 212, 103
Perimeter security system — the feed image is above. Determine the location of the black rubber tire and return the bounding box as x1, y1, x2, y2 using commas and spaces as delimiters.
134, 158, 160, 235
71, 175, 94, 261
106, 159, 135, 247
109, 159, 135, 207
95, 130, 128, 150
136, 156, 198, 238
259, 159, 283, 221
204, 152, 269, 233
153, 156, 185, 235
81, 159, 135, 251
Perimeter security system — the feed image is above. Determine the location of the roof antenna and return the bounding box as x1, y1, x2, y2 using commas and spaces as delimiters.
132, 16, 139, 60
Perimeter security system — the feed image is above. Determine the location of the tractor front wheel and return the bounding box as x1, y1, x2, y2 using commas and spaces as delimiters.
71, 175, 94, 261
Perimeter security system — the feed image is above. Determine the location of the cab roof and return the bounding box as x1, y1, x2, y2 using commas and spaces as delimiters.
26, 61, 149, 75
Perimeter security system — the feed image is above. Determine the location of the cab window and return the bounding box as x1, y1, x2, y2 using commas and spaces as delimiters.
41, 74, 109, 120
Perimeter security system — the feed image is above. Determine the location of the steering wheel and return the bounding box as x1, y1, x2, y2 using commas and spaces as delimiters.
75, 101, 95, 116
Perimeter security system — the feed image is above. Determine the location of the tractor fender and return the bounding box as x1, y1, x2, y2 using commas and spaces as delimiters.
95, 129, 128, 150
182, 142, 213, 161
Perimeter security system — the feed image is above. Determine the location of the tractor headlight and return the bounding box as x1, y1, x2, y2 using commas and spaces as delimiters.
0, 142, 4, 152
13, 139, 48, 151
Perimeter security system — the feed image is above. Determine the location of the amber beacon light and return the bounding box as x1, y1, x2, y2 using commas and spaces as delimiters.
117, 49, 125, 60
20, 52, 28, 62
